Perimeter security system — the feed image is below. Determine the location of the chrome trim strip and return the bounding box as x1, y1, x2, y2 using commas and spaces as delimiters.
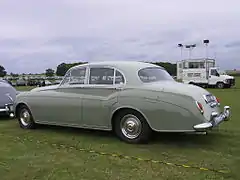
0, 103, 15, 118
195, 101, 204, 114
0, 108, 7, 112
193, 122, 212, 130
5, 93, 14, 102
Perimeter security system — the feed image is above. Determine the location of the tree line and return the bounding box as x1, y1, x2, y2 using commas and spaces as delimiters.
55, 61, 177, 76
1, 61, 177, 78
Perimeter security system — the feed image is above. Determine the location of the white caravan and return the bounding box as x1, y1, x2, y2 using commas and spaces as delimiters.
177, 58, 235, 88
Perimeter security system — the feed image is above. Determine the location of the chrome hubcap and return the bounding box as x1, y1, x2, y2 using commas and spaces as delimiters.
218, 83, 224, 88
120, 114, 142, 139
20, 109, 31, 126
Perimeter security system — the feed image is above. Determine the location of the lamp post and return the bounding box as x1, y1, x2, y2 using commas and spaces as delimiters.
185, 44, 196, 59
203, 39, 210, 79
178, 43, 183, 60
203, 39, 209, 59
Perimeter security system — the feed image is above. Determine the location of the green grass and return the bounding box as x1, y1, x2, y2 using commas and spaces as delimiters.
15, 86, 37, 91
0, 78, 239, 180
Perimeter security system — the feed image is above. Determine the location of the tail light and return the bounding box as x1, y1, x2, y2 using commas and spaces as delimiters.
196, 101, 204, 114
215, 97, 220, 106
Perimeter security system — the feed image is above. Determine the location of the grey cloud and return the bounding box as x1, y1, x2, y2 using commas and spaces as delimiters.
225, 41, 240, 48
140, 40, 165, 47
0, 0, 240, 73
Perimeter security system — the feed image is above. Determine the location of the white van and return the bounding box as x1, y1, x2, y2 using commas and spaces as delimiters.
177, 58, 235, 88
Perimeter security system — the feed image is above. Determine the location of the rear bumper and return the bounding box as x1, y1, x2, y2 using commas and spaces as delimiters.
0, 103, 15, 118
193, 106, 230, 131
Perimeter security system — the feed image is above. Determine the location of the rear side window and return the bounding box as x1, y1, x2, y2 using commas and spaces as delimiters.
138, 67, 173, 83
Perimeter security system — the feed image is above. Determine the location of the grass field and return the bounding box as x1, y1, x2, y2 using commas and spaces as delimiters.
0, 78, 239, 180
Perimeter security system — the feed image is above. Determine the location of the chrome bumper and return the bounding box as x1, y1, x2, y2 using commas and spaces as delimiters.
0, 103, 15, 118
193, 106, 230, 131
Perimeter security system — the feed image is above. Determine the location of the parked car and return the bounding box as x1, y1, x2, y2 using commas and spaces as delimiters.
52, 80, 61, 85
0, 80, 17, 117
13, 61, 231, 143
45, 80, 52, 86
27, 79, 38, 86
16, 79, 27, 86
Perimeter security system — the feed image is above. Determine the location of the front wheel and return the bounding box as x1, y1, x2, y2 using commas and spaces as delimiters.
216, 82, 225, 89
17, 105, 36, 129
113, 110, 152, 144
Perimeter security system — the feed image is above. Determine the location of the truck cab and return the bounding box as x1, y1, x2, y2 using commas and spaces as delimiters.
177, 58, 235, 88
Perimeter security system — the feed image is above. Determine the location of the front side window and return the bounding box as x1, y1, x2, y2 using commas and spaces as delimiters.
60, 70, 71, 85
138, 67, 174, 83
89, 68, 114, 85
211, 69, 219, 76
61, 67, 86, 85
69, 68, 86, 84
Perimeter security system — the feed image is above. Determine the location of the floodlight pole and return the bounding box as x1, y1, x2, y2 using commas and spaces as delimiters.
203, 39, 210, 79
185, 44, 196, 60
178, 44, 183, 60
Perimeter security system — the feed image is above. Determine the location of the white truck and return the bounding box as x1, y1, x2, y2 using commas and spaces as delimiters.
177, 58, 235, 88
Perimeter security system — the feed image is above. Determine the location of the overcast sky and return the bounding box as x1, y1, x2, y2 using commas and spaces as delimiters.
0, 0, 240, 73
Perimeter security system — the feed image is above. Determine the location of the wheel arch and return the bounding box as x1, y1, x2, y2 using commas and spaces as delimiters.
111, 106, 152, 131
15, 102, 32, 118
216, 81, 224, 84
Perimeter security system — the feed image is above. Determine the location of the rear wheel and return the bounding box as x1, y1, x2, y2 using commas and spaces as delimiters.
113, 110, 152, 144
17, 105, 36, 129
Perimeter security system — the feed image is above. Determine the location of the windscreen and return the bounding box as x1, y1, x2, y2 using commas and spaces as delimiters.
138, 67, 174, 83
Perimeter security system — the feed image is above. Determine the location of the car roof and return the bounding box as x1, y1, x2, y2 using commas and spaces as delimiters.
72, 61, 162, 71
68, 61, 164, 86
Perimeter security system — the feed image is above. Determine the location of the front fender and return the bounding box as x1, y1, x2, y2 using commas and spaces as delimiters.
14, 92, 33, 117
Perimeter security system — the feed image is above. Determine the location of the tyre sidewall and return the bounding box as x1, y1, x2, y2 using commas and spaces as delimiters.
217, 82, 225, 89
18, 105, 35, 129
113, 110, 152, 144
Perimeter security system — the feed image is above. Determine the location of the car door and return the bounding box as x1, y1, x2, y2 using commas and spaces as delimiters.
208, 69, 220, 85
81, 66, 125, 129
32, 67, 87, 126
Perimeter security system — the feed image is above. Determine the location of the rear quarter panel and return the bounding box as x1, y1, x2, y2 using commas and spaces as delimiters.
112, 88, 205, 132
